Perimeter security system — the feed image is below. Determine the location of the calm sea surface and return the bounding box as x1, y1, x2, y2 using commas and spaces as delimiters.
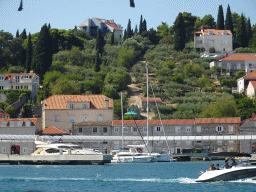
0, 161, 255, 192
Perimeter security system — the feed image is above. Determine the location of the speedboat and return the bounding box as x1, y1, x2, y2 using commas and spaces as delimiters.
196, 152, 256, 182
32, 140, 102, 155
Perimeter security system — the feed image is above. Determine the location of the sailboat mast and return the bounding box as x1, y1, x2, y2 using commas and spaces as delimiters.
121, 91, 124, 150
146, 63, 149, 149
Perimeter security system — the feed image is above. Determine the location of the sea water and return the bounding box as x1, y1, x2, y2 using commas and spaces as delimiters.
0, 161, 255, 192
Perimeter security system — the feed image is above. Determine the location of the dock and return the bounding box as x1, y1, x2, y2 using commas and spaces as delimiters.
0, 154, 113, 165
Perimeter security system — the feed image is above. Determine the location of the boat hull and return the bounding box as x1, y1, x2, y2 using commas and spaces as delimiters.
196, 167, 256, 182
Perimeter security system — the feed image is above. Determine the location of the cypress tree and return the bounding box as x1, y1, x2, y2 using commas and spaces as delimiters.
225, 4, 233, 34
236, 13, 247, 47
173, 13, 186, 51
134, 25, 138, 34
139, 15, 143, 35
216, 5, 224, 30
26, 33, 32, 72
246, 18, 252, 47
94, 51, 101, 72
52, 30, 59, 54
123, 29, 127, 41
127, 19, 132, 38
96, 29, 105, 55
48, 23, 51, 30
110, 31, 115, 46
20, 29, 27, 40
143, 19, 147, 32
16, 30, 19, 38
31, 24, 52, 81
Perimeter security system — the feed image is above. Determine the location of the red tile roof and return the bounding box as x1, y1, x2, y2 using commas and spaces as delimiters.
0, 118, 38, 126
112, 119, 194, 126
0, 109, 10, 117
249, 114, 256, 121
44, 95, 113, 110
243, 70, 256, 79
141, 97, 162, 103
1, 73, 36, 80
195, 29, 232, 35
95, 18, 122, 30
37, 126, 70, 135
195, 117, 241, 124
221, 54, 256, 61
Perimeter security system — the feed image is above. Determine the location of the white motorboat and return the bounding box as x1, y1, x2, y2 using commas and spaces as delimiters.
32, 140, 102, 156
196, 152, 256, 182
111, 145, 153, 163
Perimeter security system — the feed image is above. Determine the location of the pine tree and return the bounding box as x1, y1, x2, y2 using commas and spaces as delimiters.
26, 33, 32, 72
20, 29, 27, 40
123, 29, 127, 41
173, 13, 186, 51
143, 19, 147, 32
139, 15, 143, 35
127, 19, 132, 38
225, 4, 233, 34
216, 5, 224, 30
236, 13, 247, 47
96, 29, 105, 55
134, 25, 138, 34
31, 24, 52, 81
246, 18, 252, 47
94, 51, 101, 72
110, 31, 115, 46
16, 30, 19, 38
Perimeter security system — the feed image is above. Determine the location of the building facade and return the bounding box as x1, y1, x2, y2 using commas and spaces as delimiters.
0, 73, 39, 99
78, 18, 123, 41
194, 27, 232, 53
42, 95, 114, 133
0, 118, 39, 155
236, 70, 256, 94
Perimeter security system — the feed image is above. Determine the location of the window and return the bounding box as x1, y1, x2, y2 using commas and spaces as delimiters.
10, 121, 14, 127
227, 63, 231, 69
69, 116, 75, 123
82, 116, 87, 122
93, 127, 97, 133
21, 86, 23, 89
103, 127, 107, 133
197, 141, 202, 143
0, 86, 3, 90
237, 63, 241, 69
24, 85, 28, 89
175, 127, 180, 133
82, 103, 87, 109
229, 126, 233, 132
197, 126, 201, 132
11, 86, 13, 89
143, 126, 147, 132
132, 127, 137, 132
55, 116, 59, 123
98, 115, 103, 121
223, 40, 227, 45
69, 103, 74, 109
2, 120, 6, 126
114, 127, 119, 133
79, 127, 82, 133
15, 76, 20, 83
249, 63, 253, 68
156, 126, 161, 132
17, 121, 22, 127
123, 127, 128, 133
24, 75, 29, 79
25, 121, 31, 127
1, 147, 6, 153
216, 126, 223, 132
186, 127, 191, 132
23, 147, 28, 154
15, 86, 20, 89
0, 76, 3, 80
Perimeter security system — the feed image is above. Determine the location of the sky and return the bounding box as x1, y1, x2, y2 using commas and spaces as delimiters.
1, 0, 256, 36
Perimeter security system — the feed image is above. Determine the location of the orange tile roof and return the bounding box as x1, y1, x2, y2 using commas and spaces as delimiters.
112, 119, 194, 126
95, 18, 122, 30
195, 29, 232, 35
243, 70, 256, 79
221, 54, 256, 61
141, 97, 162, 103
38, 126, 70, 135
195, 117, 241, 124
1, 73, 36, 80
0, 118, 38, 126
249, 81, 256, 89
0, 109, 10, 117
44, 95, 113, 110
249, 114, 256, 121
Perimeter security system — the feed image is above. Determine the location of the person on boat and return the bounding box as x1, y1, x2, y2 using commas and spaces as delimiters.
216, 164, 220, 170
223, 160, 231, 169
209, 164, 216, 171
231, 159, 237, 167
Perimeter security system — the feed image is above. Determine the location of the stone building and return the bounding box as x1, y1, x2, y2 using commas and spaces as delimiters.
141, 97, 162, 112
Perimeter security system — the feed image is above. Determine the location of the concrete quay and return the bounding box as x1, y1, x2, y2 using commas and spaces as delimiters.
0, 154, 113, 165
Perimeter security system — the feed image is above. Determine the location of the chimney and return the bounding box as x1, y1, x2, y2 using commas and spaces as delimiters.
105, 97, 109, 109
201, 26, 204, 32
